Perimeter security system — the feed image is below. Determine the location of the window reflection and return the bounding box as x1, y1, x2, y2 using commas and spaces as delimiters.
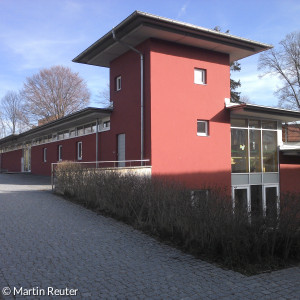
263, 131, 278, 172
231, 118, 247, 128
250, 130, 261, 172
262, 120, 277, 130
231, 129, 249, 173
249, 119, 261, 128
231, 118, 278, 174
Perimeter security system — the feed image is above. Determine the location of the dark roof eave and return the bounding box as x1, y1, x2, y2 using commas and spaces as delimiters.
73, 11, 272, 66
0, 134, 18, 146
227, 104, 300, 121
0, 107, 112, 146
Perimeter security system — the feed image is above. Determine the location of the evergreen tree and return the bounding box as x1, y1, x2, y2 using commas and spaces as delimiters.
213, 26, 241, 102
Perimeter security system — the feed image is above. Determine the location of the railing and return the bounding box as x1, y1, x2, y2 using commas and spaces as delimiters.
51, 159, 151, 191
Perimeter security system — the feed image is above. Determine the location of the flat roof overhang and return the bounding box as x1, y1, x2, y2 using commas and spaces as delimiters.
0, 107, 112, 146
73, 11, 272, 67
280, 149, 300, 156
280, 143, 300, 156
227, 103, 300, 123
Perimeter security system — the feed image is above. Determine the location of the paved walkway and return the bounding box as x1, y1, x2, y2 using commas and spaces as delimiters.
0, 173, 299, 300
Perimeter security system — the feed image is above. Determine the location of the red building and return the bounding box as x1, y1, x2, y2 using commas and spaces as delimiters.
1, 11, 300, 215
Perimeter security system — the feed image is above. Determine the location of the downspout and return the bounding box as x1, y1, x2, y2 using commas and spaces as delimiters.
96, 118, 99, 168
112, 29, 144, 165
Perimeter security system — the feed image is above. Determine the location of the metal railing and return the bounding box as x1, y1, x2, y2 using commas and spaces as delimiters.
51, 159, 151, 191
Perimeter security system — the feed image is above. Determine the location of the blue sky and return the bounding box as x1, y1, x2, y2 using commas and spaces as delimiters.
0, 0, 299, 107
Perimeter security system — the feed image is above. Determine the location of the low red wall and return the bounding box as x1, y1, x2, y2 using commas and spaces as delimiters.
1, 150, 22, 172
31, 134, 97, 176
280, 163, 300, 194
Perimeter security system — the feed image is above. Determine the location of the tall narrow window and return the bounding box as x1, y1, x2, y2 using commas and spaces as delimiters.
197, 120, 208, 136
231, 128, 249, 173
262, 131, 278, 172
194, 68, 206, 85
250, 130, 261, 172
77, 142, 82, 160
58, 145, 62, 161
117, 134, 125, 167
43, 148, 47, 162
116, 76, 121, 91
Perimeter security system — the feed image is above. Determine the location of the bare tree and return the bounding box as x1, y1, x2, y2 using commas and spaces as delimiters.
258, 31, 300, 110
1, 91, 26, 135
0, 112, 7, 138
22, 65, 90, 123
96, 83, 112, 108
239, 95, 253, 104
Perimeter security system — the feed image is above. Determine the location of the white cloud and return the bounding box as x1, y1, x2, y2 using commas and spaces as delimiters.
178, 1, 189, 17
1, 32, 85, 71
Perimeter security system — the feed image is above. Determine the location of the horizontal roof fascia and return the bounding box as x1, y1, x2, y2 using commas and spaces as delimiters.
73, 11, 272, 67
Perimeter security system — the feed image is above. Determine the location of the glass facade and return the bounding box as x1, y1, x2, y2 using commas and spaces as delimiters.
231, 118, 278, 173
231, 117, 280, 219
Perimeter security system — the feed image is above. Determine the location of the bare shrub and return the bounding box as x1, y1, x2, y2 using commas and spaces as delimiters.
55, 166, 300, 273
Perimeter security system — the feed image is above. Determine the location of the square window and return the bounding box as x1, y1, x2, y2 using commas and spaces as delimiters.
194, 68, 206, 85
76, 126, 84, 136
197, 120, 209, 136
84, 123, 92, 134
58, 131, 64, 140
116, 76, 121, 91
262, 120, 277, 130
103, 121, 110, 129
70, 129, 76, 138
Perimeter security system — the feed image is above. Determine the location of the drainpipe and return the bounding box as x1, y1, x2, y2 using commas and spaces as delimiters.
112, 29, 144, 165
96, 118, 99, 168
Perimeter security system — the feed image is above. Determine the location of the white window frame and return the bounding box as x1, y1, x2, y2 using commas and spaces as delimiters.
58, 145, 62, 161
116, 76, 121, 91
77, 141, 82, 160
232, 186, 251, 213
197, 120, 209, 136
194, 68, 206, 85
43, 148, 47, 162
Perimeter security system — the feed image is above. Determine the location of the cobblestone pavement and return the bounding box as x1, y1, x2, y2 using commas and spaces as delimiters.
0, 173, 299, 300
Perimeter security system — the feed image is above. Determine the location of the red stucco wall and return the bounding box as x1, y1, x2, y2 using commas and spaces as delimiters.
1, 149, 22, 172
149, 39, 231, 189
280, 154, 300, 194
31, 134, 97, 176
109, 40, 151, 163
